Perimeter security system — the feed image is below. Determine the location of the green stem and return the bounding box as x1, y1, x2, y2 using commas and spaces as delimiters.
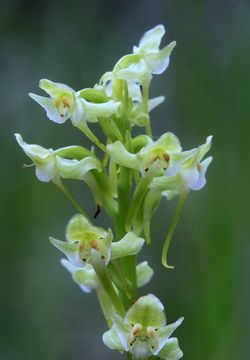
143, 189, 162, 244
96, 286, 113, 327
77, 123, 106, 152
92, 261, 125, 316
108, 261, 131, 307
113, 165, 138, 306
115, 166, 131, 237
53, 178, 89, 219
142, 81, 152, 137
162, 191, 188, 269
126, 172, 155, 232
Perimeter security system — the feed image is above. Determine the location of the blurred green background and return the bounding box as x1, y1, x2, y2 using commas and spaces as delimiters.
1, 0, 249, 359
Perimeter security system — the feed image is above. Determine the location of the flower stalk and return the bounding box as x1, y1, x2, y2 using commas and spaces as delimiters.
16, 24, 213, 360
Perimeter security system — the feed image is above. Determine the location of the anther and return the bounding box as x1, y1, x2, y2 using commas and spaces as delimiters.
132, 324, 142, 336
90, 239, 98, 250
163, 153, 170, 162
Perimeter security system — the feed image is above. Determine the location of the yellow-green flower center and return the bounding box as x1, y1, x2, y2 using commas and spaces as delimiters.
54, 93, 74, 118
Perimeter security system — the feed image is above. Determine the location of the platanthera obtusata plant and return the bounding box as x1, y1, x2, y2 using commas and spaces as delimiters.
16, 24, 212, 360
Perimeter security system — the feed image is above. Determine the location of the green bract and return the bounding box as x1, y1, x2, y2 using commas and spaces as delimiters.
50, 214, 144, 266
103, 294, 183, 360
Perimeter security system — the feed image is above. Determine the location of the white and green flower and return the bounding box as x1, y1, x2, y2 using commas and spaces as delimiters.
103, 294, 183, 360
29, 79, 121, 127
50, 214, 144, 267
113, 25, 176, 85
150, 136, 213, 199
133, 24, 176, 75
29, 79, 82, 124
107, 132, 191, 177
15, 133, 101, 182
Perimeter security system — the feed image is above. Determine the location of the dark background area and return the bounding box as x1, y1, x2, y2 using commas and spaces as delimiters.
1, 0, 249, 359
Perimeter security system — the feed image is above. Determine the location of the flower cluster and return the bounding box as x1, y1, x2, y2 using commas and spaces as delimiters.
16, 25, 212, 360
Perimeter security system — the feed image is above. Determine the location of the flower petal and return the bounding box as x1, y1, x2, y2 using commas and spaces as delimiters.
157, 338, 183, 360
49, 237, 82, 267
157, 318, 184, 353
65, 214, 93, 243
81, 98, 121, 123
111, 232, 144, 260
136, 261, 154, 287
55, 156, 101, 180
103, 327, 125, 352
155, 132, 182, 153
148, 96, 165, 111
54, 145, 92, 160
127, 81, 142, 102
29, 93, 68, 124
39, 79, 74, 96
15, 133, 56, 182
126, 294, 166, 328
197, 135, 213, 161
145, 41, 176, 75
77, 87, 108, 103
135, 24, 165, 54
107, 141, 139, 170
112, 313, 131, 351
60, 258, 97, 292
190, 156, 213, 191
116, 59, 151, 84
